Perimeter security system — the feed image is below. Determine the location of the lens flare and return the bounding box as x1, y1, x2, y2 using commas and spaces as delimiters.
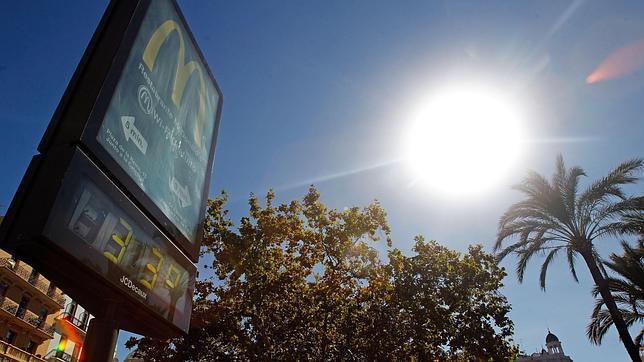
586, 39, 644, 84
57, 317, 83, 345
56, 338, 67, 352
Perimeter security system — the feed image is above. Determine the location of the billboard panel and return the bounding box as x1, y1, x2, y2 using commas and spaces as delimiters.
44, 149, 195, 333
92, 0, 221, 258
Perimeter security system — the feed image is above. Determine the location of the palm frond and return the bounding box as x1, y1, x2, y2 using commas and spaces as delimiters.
498, 200, 564, 230
540, 247, 562, 290
564, 166, 586, 228
512, 182, 569, 228
587, 307, 616, 345
515, 236, 551, 283
602, 279, 643, 301
500, 219, 571, 242
615, 212, 644, 235
587, 197, 644, 240
588, 304, 644, 345
513, 170, 554, 199
552, 155, 568, 203
495, 238, 531, 262
587, 237, 644, 346
566, 248, 579, 283
496, 202, 573, 251
577, 158, 643, 216
604, 241, 644, 292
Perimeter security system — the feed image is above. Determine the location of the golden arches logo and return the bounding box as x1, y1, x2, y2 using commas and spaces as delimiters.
143, 20, 207, 147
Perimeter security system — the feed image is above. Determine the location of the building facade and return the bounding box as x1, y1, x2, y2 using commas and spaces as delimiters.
44, 296, 92, 362
0, 249, 65, 362
517, 331, 573, 362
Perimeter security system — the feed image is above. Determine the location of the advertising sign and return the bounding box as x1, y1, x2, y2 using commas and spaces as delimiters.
91, 0, 221, 260
44, 149, 195, 333
0, 0, 222, 337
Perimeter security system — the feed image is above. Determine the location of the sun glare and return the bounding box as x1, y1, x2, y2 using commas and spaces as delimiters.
403, 86, 525, 197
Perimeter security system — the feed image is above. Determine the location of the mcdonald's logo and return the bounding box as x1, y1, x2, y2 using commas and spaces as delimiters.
143, 20, 207, 147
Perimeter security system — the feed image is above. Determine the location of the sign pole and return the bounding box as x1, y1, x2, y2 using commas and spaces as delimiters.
82, 303, 119, 362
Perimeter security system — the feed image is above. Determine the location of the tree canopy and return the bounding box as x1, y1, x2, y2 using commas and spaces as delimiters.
127, 187, 516, 360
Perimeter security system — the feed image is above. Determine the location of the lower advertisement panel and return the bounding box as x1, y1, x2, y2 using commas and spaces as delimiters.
36, 147, 196, 335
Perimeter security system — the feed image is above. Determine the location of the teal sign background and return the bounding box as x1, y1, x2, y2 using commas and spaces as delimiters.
97, 0, 220, 246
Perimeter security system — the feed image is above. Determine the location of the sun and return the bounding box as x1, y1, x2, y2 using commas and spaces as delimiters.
403, 85, 525, 197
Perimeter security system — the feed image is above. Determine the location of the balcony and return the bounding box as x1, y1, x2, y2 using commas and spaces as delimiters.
1, 297, 18, 315
44, 350, 78, 362
0, 259, 65, 309
59, 312, 88, 331
46, 289, 65, 308
0, 339, 47, 362
0, 298, 55, 339
55, 311, 88, 343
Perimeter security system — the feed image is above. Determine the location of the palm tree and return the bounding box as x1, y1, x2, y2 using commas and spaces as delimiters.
587, 238, 643, 348
494, 155, 643, 361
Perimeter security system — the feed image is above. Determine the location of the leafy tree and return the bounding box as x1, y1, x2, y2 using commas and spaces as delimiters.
385, 238, 516, 360
587, 238, 643, 347
127, 187, 516, 360
494, 155, 643, 361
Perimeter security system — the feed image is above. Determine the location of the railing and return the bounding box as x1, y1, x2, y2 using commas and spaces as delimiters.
46, 289, 65, 308
0, 298, 19, 316
0, 258, 65, 307
0, 258, 16, 269
0, 339, 46, 362
24, 310, 40, 326
26, 310, 55, 336
44, 349, 78, 362
0, 298, 55, 338
58, 311, 88, 332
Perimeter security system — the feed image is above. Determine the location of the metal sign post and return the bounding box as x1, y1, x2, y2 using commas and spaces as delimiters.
82, 303, 119, 362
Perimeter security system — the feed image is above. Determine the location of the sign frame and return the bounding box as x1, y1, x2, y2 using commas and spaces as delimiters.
38, 0, 223, 262
45, 148, 196, 335
0, 0, 223, 338
1, 146, 195, 337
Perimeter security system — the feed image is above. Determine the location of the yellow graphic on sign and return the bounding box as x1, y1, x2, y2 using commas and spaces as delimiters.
143, 20, 207, 147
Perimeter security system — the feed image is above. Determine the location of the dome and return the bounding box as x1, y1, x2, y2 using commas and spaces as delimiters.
546, 331, 559, 343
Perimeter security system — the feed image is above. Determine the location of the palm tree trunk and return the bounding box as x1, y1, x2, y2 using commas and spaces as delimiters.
580, 250, 640, 362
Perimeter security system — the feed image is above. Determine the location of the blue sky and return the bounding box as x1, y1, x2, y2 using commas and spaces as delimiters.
1, 1, 643, 361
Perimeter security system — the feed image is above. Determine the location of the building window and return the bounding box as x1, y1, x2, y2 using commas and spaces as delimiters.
26, 340, 37, 354
37, 307, 48, 327
64, 301, 77, 318
5, 330, 16, 345
0, 281, 8, 300
79, 311, 89, 330
17, 295, 30, 318
28, 270, 39, 284
47, 283, 56, 295
72, 342, 81, 360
